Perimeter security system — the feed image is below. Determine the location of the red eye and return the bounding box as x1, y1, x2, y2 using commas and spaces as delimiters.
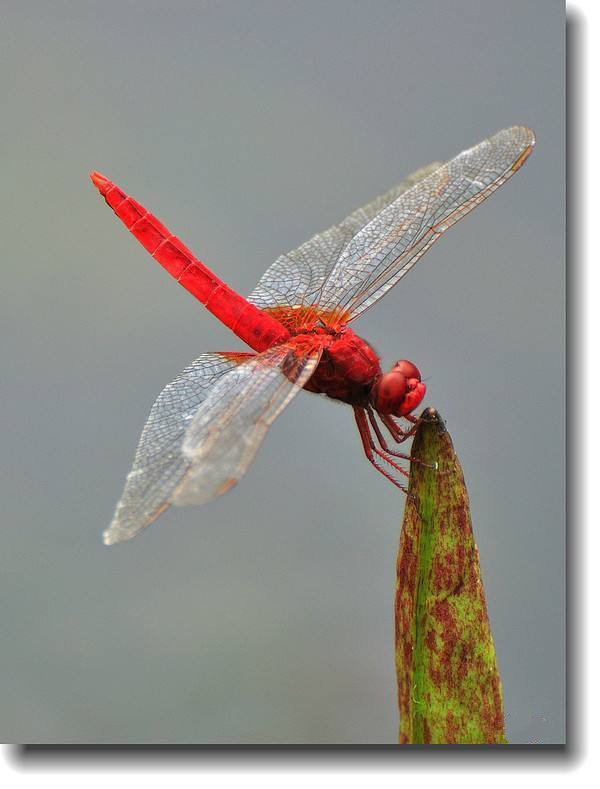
393, 360, 421, 380
371, 371, 407, 413
380, 372, 407, 398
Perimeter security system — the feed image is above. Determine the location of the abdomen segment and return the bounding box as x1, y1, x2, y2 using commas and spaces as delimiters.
90, 172, 289, 353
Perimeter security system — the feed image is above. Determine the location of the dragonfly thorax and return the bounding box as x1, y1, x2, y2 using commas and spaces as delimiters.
301, 331, 426, 417
299, 328, 381, 406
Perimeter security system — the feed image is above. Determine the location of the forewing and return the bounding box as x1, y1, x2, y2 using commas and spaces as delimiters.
318, 126, 535, 322
104, 352, 253, 546
248, 162, 442, 314
172, 342, 321, 506
104, 345, 320, 545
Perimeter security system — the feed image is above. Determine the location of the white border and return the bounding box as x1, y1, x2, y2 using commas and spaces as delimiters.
2, 0, 589, 783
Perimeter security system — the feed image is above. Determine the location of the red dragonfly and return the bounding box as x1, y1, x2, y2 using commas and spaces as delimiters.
91, 126, 534, 545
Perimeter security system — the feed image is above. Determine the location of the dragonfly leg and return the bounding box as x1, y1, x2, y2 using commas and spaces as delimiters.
380, 413, 419, 444
403, 413, 419, 424
353, 406, 412, 494
368, 408, 413, 459
369, 408, 437, 470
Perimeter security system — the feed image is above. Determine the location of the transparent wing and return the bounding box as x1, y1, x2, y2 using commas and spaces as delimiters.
104, 352, 253, 545
318, 126, 535, 322
248, 162, 442, 312
173, 342, 321, 506
104, 344, 320, 545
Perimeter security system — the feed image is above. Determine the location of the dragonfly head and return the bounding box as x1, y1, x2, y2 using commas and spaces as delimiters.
370, 360, 426, 417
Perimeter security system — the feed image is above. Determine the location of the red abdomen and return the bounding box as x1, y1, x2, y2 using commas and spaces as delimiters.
90, 171, 289, 353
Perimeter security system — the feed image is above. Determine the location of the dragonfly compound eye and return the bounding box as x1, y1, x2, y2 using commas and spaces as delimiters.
397, 380, 426, 416
371, 371, 407, 414
392, 359, 421, 380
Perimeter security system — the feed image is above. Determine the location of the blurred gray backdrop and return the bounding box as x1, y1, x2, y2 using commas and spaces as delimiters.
1, 0, 564, 744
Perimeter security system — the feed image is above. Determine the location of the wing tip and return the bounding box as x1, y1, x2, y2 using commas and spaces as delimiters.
512, 126, 536, 171
102, 501, 171, 546
491, 126, 535, 172
501, 124, 536, 140
102, 515, 138, 546
519, 124, 536, 150
102, 525, 122, 546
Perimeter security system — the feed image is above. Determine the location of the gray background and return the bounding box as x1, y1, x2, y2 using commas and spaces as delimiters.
1, 0, 564, 744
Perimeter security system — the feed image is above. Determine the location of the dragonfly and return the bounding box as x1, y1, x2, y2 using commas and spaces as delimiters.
91, 126, 534, 545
